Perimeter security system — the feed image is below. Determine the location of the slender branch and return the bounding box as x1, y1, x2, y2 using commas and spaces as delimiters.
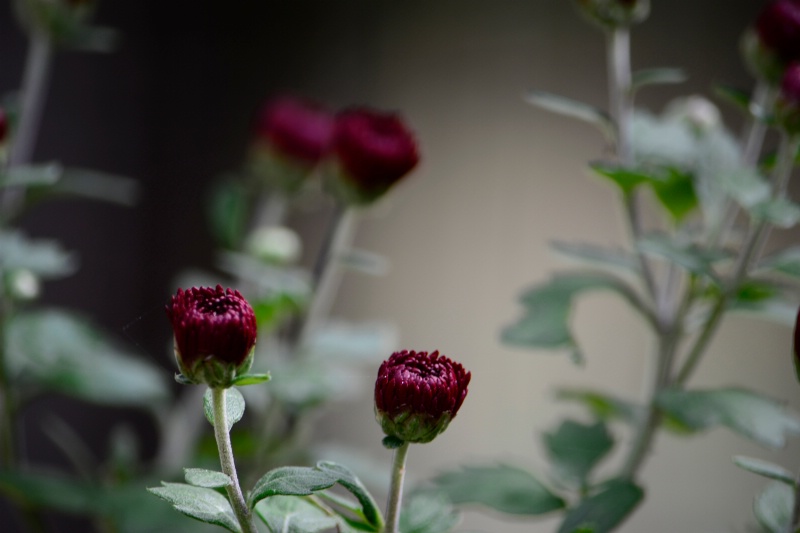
384, 442, 410, 533
211, 388, 258, 533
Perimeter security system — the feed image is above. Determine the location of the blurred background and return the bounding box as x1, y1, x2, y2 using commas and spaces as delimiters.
2, 0, 799, 531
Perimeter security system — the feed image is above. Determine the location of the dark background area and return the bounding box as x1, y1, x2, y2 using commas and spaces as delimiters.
0, 1, 773, 531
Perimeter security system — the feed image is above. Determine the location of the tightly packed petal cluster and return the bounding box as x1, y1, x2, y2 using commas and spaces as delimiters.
166, 285, 257, 387
374, 350, 470, 444
756, 0, 800, 63
255, 96, 335, 166
330, 108, 420, 205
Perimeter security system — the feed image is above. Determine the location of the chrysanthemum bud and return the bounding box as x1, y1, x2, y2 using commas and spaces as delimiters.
743, 1, 800, 83
374, 350, 470, 444
250, 96, 334, 192
328, 108, 419, 206
573, 0, 650, 29
775, 63, 800, 134
166, 286, 257, 388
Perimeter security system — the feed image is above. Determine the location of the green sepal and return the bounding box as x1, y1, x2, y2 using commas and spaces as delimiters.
382, 436, 405, 449
174, 373, 194, 385
377, 409, 452, 444
231, 373, 271, 386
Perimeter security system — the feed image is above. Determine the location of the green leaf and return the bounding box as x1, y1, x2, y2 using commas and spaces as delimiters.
550, 241, 639, 273
203, 388, 245, 432
248, 467, 339, 509
433, 464, 565, 516
0, 163, 62, 188
148, 482, 241, 533
231, 373, 271, 386
316, 461, 383, 529
718, 167, 770, 208
52, 168, 139, 206
727, 280, 798, 327
555, 389, 642, 425
252, 292, 306, 331
543, 420, 614, 488
648, 168, 699, 222
732, 456, 796, 485
524, 90, 614, 141
339, 248, 390, 276
714, 84, 751, 112
657, 388, 800, 449
631, 68, 687, 92
255, 495, 340, 533
6, 310, 169, 406
209, 178, 250, 249
589, 163, 655, 195
758, 247, 800, 278
750, 198, 800, 228
184, 468, 232, 488
0, 230, 77, 279
400, 492, 459, 533
557, 479, 643, 533
0, 468, 104, 514
502, 272, 652, 363
754, 482, 795, 533
637, 233, 724, 282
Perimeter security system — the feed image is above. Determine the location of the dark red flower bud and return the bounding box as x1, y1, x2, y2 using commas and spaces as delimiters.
574, 0, 650, 28
329, 108, 419, 205
756, 0, 800, 62
374, 350, 470, 444
166, 285, 257, 387
254, 96, 334, 166
775, 63, 800, 134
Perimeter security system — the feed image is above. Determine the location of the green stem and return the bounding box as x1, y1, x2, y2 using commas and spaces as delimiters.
384, 442, 410, 533
211, 388, 258, 533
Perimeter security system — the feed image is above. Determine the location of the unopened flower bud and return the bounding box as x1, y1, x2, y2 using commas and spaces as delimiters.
374, 350, 470, 444
166, 285, 257, 388
328, 108, 419, 206
775, 63, 800, 134
743, 0, 800, 82
573, 0, 650, 29
244, 225, 302, 265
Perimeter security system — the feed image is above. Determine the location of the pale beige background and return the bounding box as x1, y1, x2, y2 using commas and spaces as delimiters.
305, 2, 800, 532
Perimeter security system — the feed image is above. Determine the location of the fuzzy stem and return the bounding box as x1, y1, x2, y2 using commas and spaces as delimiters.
384, 442, 410, 533
211, 388, 258, 533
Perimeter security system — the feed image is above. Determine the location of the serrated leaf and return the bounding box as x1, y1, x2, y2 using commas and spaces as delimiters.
557, 479, 643, 533
6, 310, 168, 406
502, 272, 651, 364
550, 241, 639, 273
255, 495, 340, 533
524, 90, 614, 141
184, 468, 232, 488
316, 461, 383, 529
754, 482, 795, 533
203, 388, 245, 432
433, 464, 565, 516
400, 492, 459, 533
555, 389, 642, 424
637, 233, 723, 283
0, 230, 77, 278
750, 198, 800, 228
248, 467, 338, 508
231, 373, 271, 386
657, 388, 800, 449
543, 420, 614, 488
631, 68, 687, 92
733, 456, 796, 485
148, 482, 241, 532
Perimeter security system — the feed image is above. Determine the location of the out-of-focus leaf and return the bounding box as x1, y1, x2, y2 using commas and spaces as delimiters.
252, 292, 306, 331
524, 90, 614, 141
0, 163, 62, 188
6, 310, 168, 406
209, 178, 250, 249
750, 198, 800, 228
248, 467, 338, 509
727, 280, 797, 327
52, 168, 139, 206
184, 468, 232, 489
732, 456, 796, 486
400, 492, 459, 533
217, 251, 310, 299
758, 247, 800, 278
657, 388, 800, 449
631, 68, 687, 92
637, 233, 724, 283
339, 249, 390, 276
550, 241, 639, 273
589, 163, 657, 195
433, 464, 565, 516
203, 388, 245, 433
255, 495, 341, 533
148, 482, 241, 532
649, 168, 699, 222
303, 321, 398, 363
0, 468, 103, 514
0, 229, 77, 278
555, 389, 642, 424
317, 461, 382, 530
754, 482, 794, 533
502, 272, 651, 364
543, 420, 614, 488
718, 167, 771, 208
714, 84, 751, 112
557, 479, 643, 533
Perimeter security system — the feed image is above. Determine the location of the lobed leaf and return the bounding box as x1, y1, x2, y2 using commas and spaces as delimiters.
248, 467, 338, 509
433, 464, 565, 516
148, 482, 241, 533
732, 456, 796, 486
557, 479, 643, 533
203, 388, 245, 432
657, 388, 800, 449
543, 420, 614, 488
